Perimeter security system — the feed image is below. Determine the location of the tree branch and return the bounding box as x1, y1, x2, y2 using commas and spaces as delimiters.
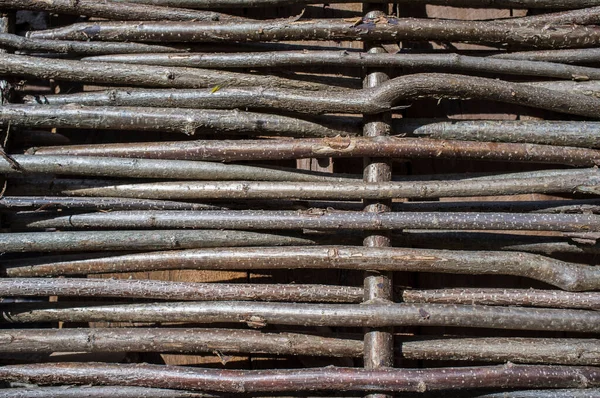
3, 245, 598, 291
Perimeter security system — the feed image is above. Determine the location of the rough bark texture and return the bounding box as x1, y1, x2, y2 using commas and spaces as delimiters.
0, 105, 355, 137
0, 278, 363, 303
25, 18, 600, 49
0, 54, 334, 90
0, 387, 215, 398
0, 33, 185, 55
0, 196, 221, 211
0, 230, 319, 252
0, 155, 352, 182
401, 288, 600, 310
25, 137, 600, 166
90, 0, 600, 8
3, 302, 600, 332
0, 0, 221, 21
24, 73, 600, 117
6, 167, 597, 200
0, 328, 363, 357
493, 47, 600, 64
0, 329, 598, 365
4, 246, 598, 291
82, 51, 600, 81
11, 210, 600, 233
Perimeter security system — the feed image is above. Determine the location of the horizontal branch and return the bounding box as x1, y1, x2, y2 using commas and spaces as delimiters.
4, 301, 600, 332
474, 390, 600, 398
0, 105, 354, 137
0, 388, 597, 398
1, 328, 598, 365
0, 33, 185, 55
4, 246, 598, 291
0, 54, 334, 90
0, 278, 361, 303
4, 277, 598, 309
0, 0, 220, 21
501, 5, 600, 25
402, 288, 600, 310
397, 337, 600, 365
0, 196, 221, 211
4, 195, 600, 215
11, 210, 600, 233
392, 231, 600, 257
25, 17, 600, 49
25, 137, 600, 166
493, 47, 600, 64
81, 51, 600, 82
3, 362, 600, 392
24, 73, 600, 117
97, 0, 600, 8
0, 155, 352, 182
7, 168, 597, 200
0, 230, 319, 252
0, 328, 362, 357
0, 387, 216, 398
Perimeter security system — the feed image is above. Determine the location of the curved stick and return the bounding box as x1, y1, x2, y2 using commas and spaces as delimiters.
0, 0, 220, 21
3, 302, 600, 331
0, 230, 319, 252
0, 155, 353, 182
24, 73, 600, 117
82, 51, 600, 81
0, 54, 334, 91
24, 137, 600, 166
26, 18, 600, 49
4, 246, 598, 291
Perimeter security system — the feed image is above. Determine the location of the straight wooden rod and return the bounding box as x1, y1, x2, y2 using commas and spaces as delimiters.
1, 363, 599, 392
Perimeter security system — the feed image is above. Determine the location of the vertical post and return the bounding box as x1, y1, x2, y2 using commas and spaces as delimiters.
362, 5, 394, 398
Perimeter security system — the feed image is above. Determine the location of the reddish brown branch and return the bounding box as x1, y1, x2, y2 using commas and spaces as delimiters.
1, 362, 600, 392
